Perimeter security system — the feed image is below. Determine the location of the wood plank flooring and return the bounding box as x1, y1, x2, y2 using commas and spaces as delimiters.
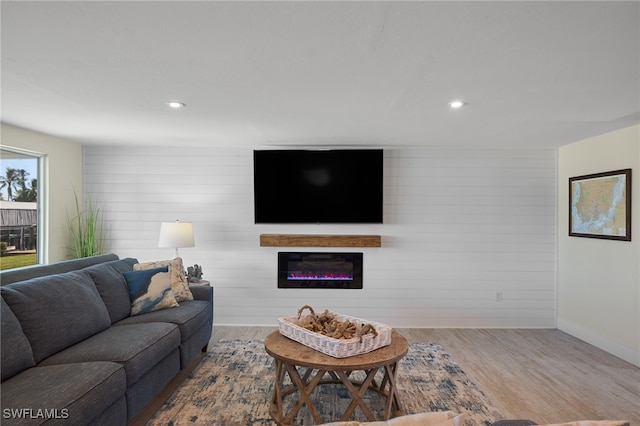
210, 326, 640, 425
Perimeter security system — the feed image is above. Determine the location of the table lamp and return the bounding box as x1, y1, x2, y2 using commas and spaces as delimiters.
158, 220, 194, 258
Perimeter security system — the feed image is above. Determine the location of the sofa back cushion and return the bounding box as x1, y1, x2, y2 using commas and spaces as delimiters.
104, 257, 138, 274
1, 298, 35, 380
0, 270, 112, 363
83, 262, 134, 323
0, 254, 120, 285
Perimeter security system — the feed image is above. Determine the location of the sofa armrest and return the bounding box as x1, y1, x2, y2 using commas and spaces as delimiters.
189, 284, 213, 304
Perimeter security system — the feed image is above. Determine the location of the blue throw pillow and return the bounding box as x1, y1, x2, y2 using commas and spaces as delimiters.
123, 266, 178, 316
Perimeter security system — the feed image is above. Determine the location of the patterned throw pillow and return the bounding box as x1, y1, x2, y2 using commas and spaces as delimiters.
123, 266, 179, 316
134, 257, 194, 302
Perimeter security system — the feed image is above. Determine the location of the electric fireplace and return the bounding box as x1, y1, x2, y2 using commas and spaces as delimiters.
278, 252, 363, 289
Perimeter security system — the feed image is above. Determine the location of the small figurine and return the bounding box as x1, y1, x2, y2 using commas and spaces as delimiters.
186, 264, 203, 282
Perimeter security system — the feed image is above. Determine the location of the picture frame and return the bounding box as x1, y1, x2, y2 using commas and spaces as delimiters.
569, 169, 632, 241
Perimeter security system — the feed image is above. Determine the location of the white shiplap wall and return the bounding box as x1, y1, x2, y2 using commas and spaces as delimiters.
84, 146, 557, 328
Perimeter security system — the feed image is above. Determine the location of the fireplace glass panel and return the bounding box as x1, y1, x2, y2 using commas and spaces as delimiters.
278, 252, 363, 289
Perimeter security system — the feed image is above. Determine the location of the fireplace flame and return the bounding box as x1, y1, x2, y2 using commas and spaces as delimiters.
288, 271, 353, 281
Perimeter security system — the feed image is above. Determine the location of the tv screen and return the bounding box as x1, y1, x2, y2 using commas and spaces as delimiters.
253, 149, 383, 224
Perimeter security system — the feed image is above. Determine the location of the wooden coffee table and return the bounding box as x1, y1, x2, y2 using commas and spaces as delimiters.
264, 330, 408, 425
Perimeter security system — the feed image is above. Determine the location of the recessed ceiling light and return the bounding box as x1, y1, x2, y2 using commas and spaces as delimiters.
448, 100, 467, 109
166, 101, 186, 109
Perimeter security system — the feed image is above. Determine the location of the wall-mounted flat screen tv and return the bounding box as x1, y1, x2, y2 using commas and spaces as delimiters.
253, 149, 383, 224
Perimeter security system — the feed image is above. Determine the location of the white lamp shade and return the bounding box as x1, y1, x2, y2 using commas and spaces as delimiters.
158, 221, 195, 249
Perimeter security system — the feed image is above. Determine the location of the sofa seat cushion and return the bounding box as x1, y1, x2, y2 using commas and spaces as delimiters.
1, 298, 35, 381
0, 271, 112, 363
38, 322, 180, 386
0, 362, 125, 426
115, 300, 210, 343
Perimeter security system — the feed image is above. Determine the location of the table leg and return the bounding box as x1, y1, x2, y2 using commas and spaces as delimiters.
270, 361, 404, 425
382, 362, 403, 419
270, 359, 286, 424
335, 368, 379, 421
283, 364, 327, 424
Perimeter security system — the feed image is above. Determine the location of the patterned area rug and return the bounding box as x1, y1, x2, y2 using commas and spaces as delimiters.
147, 339, 501, 426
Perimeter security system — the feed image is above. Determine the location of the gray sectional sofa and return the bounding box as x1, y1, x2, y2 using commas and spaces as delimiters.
0, 254, 213, 426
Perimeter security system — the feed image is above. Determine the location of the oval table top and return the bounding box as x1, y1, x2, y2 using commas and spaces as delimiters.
264, 330, 408, 370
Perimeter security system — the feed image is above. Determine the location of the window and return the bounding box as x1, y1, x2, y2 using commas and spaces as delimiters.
0, 147, 44, 270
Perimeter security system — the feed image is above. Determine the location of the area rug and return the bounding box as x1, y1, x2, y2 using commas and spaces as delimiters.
147, 340, 502, 426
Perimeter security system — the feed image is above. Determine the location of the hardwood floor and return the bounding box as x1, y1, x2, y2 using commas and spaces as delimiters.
210, 326, 640, 425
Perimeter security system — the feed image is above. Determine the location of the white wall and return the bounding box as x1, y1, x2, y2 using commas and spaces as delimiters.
1, 123, 84, 263
558, 125, 640, 367
85, 145, 557, 329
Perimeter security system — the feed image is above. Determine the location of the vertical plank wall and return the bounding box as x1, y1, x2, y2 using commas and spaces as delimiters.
84, 146, 556, 328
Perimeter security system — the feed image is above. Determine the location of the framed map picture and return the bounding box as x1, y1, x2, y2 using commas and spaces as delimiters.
569, 169, 632, 241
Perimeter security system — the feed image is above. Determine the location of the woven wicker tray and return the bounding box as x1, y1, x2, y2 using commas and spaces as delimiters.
278, 312, 392, 358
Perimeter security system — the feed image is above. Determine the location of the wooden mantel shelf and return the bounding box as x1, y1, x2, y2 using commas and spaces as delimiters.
260, 234, 381, 248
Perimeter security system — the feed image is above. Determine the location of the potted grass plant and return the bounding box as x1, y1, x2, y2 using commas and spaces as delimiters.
66, 190, 104, 258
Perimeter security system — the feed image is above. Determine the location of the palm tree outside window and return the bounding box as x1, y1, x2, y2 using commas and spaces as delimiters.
0, 147, 42, 270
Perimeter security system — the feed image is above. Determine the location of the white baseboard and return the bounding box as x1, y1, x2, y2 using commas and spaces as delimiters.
557, 318, 640, 367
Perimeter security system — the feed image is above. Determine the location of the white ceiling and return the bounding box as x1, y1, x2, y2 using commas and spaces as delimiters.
1, 1, 639, 149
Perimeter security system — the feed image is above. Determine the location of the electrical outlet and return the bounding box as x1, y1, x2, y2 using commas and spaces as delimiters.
495, 291, 503, 302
